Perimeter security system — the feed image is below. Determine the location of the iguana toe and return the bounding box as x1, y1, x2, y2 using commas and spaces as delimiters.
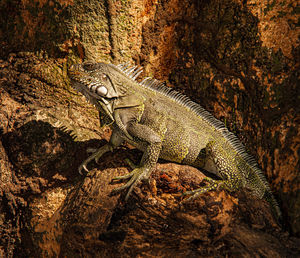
78, 144, 113, 175
111, 167, 149, 200
78, 163, 89, 175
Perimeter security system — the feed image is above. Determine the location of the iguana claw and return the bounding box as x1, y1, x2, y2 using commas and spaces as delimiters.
78, 152, 98, 175
79, 164, 89, 175
78, 144, 113, 175
111, 167, 150, 200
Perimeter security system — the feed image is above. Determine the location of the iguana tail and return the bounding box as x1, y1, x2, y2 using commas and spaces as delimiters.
264, 190, 282, 222
245, 166, 281, 221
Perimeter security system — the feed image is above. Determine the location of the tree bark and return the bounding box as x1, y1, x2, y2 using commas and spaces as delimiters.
0, 0, 299, 257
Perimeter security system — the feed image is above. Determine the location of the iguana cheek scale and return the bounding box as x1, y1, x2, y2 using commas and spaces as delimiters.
68, 62, 281, 220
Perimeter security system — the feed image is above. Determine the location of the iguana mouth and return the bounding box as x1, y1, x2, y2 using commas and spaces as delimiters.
98, 98, 114, 120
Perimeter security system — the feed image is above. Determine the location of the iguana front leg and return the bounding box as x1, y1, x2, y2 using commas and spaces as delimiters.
111, 123, 162, 200
78, 126, 124, 174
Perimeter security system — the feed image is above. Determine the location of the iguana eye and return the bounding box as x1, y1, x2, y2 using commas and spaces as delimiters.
82, 62, 95, 71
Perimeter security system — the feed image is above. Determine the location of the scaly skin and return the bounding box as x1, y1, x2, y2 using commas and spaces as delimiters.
68, 62, 281, 219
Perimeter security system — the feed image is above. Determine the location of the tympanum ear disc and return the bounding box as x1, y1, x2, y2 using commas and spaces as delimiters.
96, 86, 108, 96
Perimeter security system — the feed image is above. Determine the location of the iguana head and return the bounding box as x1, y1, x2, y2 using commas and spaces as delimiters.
68, 62, 144, 122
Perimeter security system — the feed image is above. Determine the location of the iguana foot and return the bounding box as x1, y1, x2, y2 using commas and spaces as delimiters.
182, 177, 221, 202
111, 167, 150, 200
78, 144, 112, 175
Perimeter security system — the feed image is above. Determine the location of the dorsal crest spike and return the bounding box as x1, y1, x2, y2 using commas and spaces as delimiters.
132, 67, 143, 79
126, 66, 137, 74
114, 63, 143, 81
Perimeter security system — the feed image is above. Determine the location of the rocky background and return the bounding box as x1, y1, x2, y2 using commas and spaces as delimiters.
0, 0, 299, 257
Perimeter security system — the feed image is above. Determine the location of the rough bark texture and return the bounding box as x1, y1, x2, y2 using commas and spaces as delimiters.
0, 0, 299, 257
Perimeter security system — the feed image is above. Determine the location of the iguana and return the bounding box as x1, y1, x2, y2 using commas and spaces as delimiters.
68, 61, 281, 220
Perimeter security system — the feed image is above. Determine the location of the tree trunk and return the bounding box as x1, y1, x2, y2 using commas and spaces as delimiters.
0, 0, 299, 257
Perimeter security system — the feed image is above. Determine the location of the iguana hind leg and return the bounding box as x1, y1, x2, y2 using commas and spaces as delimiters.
183, 140, 242, 201
183, 177, 238, 201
